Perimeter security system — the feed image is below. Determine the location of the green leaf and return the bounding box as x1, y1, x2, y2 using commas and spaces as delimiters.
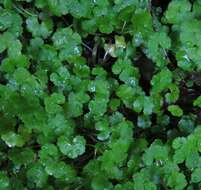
26, 16, 53, 38
133, 96, 144, 113
178, 115, 196, 134
165, 84, 180, 104
0, 0, 201, 189
45, 161, 76, 182
146, 31, 171, 67
39, 144, 59, 165
177, 19, 201, 70
26, 163, 48, 188
8, 148, 35, 166
168, 105, 183, 117
95, 119, 110, 141
89, 97, 108, 118
109, 98, 120, 111
116, 84, 134, 103
132, 9, 153, 43
0, 10, 22, 36
1, 132, 25, 147
46, 0, 71, 16
70, 0, 93, 18
133, 169, 157, 190
12, 68, 43, 96
72, 56, 90, 78
166, 172, 187, 190
185, 152, 201, 170
133, 96, 154, 115
52, 27, 82, 60
164, 0, 192, 24
47, 113, 74, 137
7, 39, 22, 58
0, 32, 15, 53
35, 0, 74, 16
191, 168, 201, 183
151, 69, 172, 93
91, 175, 113, 190
176, 50, 194, 71
143, 141, 169, 166
172, 137, 186, 150
172, 128, 199, 164
57, 135, 86, 159
50, 66, 71, 89
38, 44, 57, 64
0, 172, 9, 190
0, 55, 29, 74
66, 92, 90, 117
193, 96, 201, 108
44, 93, 65, 114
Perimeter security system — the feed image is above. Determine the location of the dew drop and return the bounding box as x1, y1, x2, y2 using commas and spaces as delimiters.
183, 54, 190, 61
90, 85, 96, 92
128, 78, 136, 87
73, 46, 80, 54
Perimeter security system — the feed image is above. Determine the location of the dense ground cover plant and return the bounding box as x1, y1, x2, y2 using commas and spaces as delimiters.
1, 0, 201, 189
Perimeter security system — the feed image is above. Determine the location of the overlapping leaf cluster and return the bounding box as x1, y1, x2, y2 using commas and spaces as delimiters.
0, 0, 201, 189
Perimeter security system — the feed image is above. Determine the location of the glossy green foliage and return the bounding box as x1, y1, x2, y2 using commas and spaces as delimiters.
0, 0, 201, 189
